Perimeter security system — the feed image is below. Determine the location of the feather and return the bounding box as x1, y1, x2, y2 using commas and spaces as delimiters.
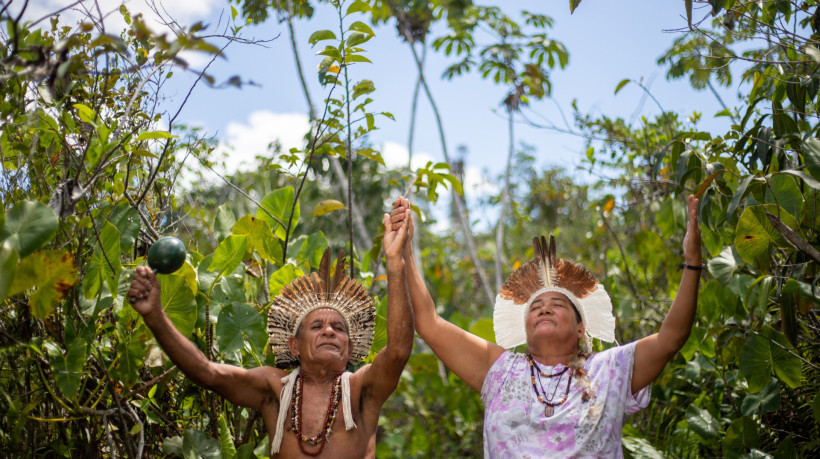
318, 248, 331, 294
332, 249, 346, 292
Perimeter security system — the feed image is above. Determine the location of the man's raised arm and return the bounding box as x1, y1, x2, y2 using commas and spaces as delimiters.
361, 210, 415, 404
632, 195, 702, 394
127, 268, 277, 409
392, 197, 505, 392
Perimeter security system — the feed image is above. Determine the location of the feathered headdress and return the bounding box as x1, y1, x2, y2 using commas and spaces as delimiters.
268, 248, 375, 368
493, 235, 615, 353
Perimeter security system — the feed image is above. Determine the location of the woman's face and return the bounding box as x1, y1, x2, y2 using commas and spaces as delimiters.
525, 291, 584, 347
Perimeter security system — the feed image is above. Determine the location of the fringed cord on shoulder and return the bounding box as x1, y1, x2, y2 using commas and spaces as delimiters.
341, 371, 356, 430
271, 368, 300, 454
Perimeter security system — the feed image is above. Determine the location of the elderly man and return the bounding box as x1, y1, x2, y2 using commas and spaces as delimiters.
391, 195, 702, 457
127, 210, 413, 457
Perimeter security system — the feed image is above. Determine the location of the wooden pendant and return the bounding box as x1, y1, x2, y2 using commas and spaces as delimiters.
544, 405, 554, 417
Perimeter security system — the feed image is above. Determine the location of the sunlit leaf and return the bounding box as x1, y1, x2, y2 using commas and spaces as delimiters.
312, 199, 345, 217
308, 29, 335, 46
1, 200, 58, 258
209, 235, 248, 276
257, 186, 299, 241
269, 264, 302, 297
9, 250, 78, 319
158, 274, 197, 337
469, 318, 496, 343
297, 232, 328, 268
219, 414, 237, 459
614, 78, 631, 95
135, 130, 173, 141
73, 103, 96, 123
232, 216, 281, 263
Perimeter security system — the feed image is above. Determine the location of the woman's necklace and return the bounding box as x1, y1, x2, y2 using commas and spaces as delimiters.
526, 353, 574, 418
289, 373, 343, 456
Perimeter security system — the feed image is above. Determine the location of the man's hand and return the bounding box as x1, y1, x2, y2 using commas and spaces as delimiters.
127, 266, 162, 317
683, 195, 702, 266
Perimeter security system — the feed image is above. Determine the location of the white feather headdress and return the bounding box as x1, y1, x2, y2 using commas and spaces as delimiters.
493, 235, 615, 353
268, 248, 375, 368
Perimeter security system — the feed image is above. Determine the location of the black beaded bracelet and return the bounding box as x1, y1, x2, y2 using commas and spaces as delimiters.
678, 262, 706, 271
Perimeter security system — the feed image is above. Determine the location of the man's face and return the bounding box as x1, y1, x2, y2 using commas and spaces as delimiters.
525, 291, 584, 346
288, 308, 352, 367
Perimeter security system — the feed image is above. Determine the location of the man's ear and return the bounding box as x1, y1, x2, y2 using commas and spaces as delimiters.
287, 336, 299, 358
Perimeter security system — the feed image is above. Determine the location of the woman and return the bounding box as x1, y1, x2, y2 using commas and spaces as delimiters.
391, 195, 702, 457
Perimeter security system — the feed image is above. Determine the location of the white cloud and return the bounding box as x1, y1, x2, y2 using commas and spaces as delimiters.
219, 111, 310, 167
20, 0, 220, 37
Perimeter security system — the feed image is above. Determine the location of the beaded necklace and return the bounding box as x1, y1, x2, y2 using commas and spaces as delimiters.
289, 373, 343, 456
526, 354, 574, 418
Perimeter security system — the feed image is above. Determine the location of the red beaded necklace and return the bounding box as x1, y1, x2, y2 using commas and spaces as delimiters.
526, 354, 573, 418
289, 373, 343, 456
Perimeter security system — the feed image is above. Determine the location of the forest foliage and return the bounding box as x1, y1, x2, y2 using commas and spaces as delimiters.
1, 0, 819, 457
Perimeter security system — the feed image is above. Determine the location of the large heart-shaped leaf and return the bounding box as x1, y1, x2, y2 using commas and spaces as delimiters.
9, 250, 78, 319
741, 378, 781, 416
686, 405, 719, 439
764, 174, 803, 221
215, 303, 267, 354
158, 274, 197, 337
214, 204, 236, 243
208, 235, 248, 276
256, 186, 299, 241
163, 429, 221, 459
232, 216, 281, 263
739, 333, 802, 392
707, 246, 736, 286
83, 222, 121, 299
47, 338, 88, 400
117, 337, 146, 388
734, 205, 797, 271
0, 200, 58, 258
722, 416, 760, 455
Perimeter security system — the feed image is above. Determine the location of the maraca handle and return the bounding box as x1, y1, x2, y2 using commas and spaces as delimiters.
129, 268, 158, 304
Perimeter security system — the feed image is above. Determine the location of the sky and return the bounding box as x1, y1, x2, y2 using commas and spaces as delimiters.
18, 0, 739, 223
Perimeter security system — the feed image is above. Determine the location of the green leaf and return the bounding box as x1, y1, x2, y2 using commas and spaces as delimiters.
118, 337, 145, 388
803, 138, 820, 180
257, 186, 299, 241
764, 174, 802, 221
813, 390, 820, 424
346, 0, 370, 15
158, 274, 197, 337
368, 312, 388, 359
741, 379, 780, 416
686, 405, 719, 439
108, 205, 140, 250
73, 103, 96, 123
135, 131, 173, 141
297, 232, 328, 268
346, 31, 370, 47
734, 205, 797, 272
469, 318, 496, 343
614, 78, 631, 95
723, 416, 760, 455
215, 303, 267, 354
782, 278, 820, 303
269, 264, 302, 297
209, 235, 248, 276
9, 250, 78, 319
83, 222, 122, 299
348, 21, 374, 36
214, 204, 236, 243
181, 428, 221, 459
739, 333, 802, 391
1, 200, 58, 258
48, 338, 88, 400
569, 0, 582, 14
634, 230, 666, 273
232, 216, 281, 264
0, 241, 18, 300
727, 175, 755, 223
308, 29, 336, 46
312, 199, 345, 217
219, 414, 237, 459
779, 169, 820, 191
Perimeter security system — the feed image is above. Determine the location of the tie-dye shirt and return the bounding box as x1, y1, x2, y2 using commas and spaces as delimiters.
480, 342, 650, 458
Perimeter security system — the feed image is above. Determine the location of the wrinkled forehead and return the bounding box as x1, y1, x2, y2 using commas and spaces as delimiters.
529, 291, 572, 309
296, 307, 349, 333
